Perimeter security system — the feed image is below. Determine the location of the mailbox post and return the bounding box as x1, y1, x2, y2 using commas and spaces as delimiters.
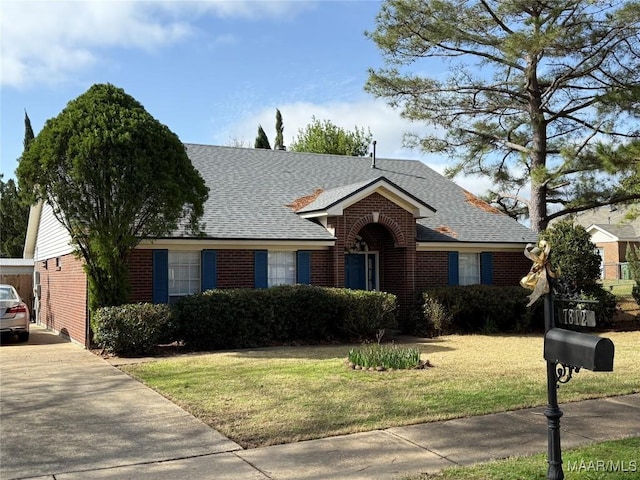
521, 241, 615, 480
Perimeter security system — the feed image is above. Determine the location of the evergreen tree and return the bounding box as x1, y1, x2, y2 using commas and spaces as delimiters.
366, 0, 640, 232
18, 84, 208, 310
254, 125, 271, 149
0, 111, 33, 257
274, 109, 284, 150
0, 176, 28, 257
23, 110, 34, 151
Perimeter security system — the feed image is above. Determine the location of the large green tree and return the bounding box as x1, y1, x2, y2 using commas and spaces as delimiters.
17, 83, 208, 310
0, 111, 34, 257
365, 0, 640, 232
290, 117, 373, 156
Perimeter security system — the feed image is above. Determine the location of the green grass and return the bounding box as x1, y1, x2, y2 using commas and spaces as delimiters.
348, 342, 422, 370
403, 437, 640, 479
601, 279, 636, 297
120, 331, 640, 448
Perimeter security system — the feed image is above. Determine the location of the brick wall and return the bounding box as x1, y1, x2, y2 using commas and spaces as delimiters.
310, 250, 333, 286
129, 249, 152, 302
36, 253, 88, 346
492, 251, 531, 286
416, 251, 449, 289
217, 250, 254, 288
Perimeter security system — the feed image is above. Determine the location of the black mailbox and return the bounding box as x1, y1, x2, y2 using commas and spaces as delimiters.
544, 328, 614, 372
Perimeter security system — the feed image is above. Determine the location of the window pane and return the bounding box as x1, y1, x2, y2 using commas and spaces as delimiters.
459, 253, 480, 286
169, 251, 200, 298
268, 251, 296, 287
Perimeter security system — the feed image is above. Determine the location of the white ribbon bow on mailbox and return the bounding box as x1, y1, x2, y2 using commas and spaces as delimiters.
520, 240, 555, 307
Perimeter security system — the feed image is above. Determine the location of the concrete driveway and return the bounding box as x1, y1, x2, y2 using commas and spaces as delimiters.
0, 325, 258, 480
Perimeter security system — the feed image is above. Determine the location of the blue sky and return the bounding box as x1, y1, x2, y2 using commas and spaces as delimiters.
1, 1, 483, 191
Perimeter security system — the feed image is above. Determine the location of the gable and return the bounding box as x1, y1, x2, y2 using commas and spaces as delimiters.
295, 176, 435, 219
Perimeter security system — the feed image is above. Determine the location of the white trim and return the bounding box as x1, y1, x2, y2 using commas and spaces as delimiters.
23, 201, 43, 259
586, 224, 638, 242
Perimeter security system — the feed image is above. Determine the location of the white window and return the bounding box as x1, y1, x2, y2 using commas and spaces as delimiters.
268, 251, 296, 286
459, 253, 480, 286
169, 251, 200, 300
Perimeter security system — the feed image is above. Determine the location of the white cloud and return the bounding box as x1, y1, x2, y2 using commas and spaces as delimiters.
0, 1, 194, 88
0, 0, 312, 89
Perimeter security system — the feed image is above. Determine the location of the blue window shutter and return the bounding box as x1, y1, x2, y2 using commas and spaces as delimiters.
296, 251, 311, 284
254, 250, 268, 288
481, 252, 493, 285
152, 250, 169, 304
201, 250, 217, 291
448, 252, 459, 286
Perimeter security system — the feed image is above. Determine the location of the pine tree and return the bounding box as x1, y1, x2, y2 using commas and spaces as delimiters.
366, 1, 640, 232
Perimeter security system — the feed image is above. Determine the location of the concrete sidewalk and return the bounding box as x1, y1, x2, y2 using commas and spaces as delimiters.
1, 325, 638, 480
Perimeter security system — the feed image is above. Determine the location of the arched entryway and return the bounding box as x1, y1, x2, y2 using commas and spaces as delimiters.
344, 221, 402, 293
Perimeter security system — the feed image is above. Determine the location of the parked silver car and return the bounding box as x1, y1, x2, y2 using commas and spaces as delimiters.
0, 284, 30, 342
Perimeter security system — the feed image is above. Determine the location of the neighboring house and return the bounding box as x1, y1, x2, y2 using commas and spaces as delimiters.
567, 205, 640, 280
24, 145, 537, 347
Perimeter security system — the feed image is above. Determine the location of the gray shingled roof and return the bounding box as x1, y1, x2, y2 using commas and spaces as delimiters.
592, 224, 639, 240
174, 144, 536, 244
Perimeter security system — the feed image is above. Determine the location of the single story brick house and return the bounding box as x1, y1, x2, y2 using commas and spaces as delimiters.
586, 224, 640, 280
24, 144, 537, 347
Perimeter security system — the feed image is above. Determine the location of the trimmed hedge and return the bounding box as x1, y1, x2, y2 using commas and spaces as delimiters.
417, 285, 545, 336
92, 303, 174, 356
173, 285, 397, 351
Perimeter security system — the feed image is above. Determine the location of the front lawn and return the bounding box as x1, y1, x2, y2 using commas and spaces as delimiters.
403, 437, 640, 479
120, 332, 640, 448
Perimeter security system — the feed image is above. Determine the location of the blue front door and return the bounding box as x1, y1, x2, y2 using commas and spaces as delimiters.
345, 254, 366, 290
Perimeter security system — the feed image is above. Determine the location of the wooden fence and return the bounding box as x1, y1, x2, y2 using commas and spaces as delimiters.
0, 274, 34, 315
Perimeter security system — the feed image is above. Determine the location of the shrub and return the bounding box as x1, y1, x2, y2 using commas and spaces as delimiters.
420, 285, 544, 335
539, 221, 602, 291
626, 243, 640, 281
91, 303, 174, 356
173, 286, 397, 351
330, 288, 397, 339
632, 283, 640, 305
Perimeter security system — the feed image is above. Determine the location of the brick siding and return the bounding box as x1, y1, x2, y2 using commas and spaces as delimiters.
36, 253, 88, 346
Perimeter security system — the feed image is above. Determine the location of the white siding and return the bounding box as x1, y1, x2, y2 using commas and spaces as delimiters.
34, 203, 74, 261
590, 230, 615, 243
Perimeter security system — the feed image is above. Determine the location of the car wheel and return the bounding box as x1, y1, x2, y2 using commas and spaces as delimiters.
18, 332, 30, 343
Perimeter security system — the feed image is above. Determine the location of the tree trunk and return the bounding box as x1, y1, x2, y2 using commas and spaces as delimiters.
526, 44, 548, 234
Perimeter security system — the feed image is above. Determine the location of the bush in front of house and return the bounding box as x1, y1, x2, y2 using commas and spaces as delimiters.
173, 285, 397, 350
91, 303, 174, 356
419, 285, 544, 336
327, 288, 397, 339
